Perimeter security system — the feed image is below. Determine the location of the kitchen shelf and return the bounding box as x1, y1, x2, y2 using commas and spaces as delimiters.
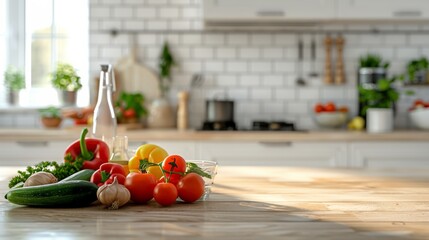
100, 27, 429, 36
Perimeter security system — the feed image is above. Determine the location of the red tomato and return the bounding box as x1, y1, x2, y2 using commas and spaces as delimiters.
314, 104, 325, 113
161, 155, 187, 174
158, 173, 182, 186
123, 109, 136, 119
324, 102, 336, 112
424, 102, 429, 108
414, 99, 424, 107
124, 172, 157, 204
153, 182, 178, 206
177, 173, 205, 203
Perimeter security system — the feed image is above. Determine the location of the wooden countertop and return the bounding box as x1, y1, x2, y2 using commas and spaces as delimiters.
1, 166, 428, 239
0, 128, 429, 142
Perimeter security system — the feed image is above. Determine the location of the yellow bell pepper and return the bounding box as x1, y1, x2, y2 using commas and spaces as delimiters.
128, 144, 168, 179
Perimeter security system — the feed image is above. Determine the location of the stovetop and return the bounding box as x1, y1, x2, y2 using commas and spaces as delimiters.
199, 120, 299, 131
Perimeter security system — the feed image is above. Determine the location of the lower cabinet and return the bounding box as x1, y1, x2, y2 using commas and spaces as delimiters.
196, 141, 348, 167
0, 141, 70, 166
348, 141, 429, 169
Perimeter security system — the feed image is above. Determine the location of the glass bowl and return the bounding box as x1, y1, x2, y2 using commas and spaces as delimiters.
187, 160, 218, 201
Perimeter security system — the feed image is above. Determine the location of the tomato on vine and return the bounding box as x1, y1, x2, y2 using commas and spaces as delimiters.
153, 182, 178, 206
161, 155, 186, 174
177, 173, 205, 203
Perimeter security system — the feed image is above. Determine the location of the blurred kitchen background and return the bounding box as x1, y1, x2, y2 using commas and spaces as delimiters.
1, 0, 429, 130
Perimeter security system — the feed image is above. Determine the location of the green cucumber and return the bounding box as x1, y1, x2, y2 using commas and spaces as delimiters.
59, 169, 95, 182
5, 180, 98, 207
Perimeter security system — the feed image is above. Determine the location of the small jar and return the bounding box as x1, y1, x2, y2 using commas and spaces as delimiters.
109, 136, 130, 175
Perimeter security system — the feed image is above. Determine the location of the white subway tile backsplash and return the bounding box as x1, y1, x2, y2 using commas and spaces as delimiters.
274, 89, 296, 100
203, 34, 225, 46
298, 88, 320, 100
204, 61, 224, 72
250, 61, 272, 73
239, 75, 259, 86
216, 47, 237, 59
136, 7, 157, 19
287, 102, 309, 115
239, 48, 260, 59
226, 61, 248, 73
250, 88, 272, 100
396, 47, 420, 59
216, 75, 237, 87
181, 7, 199, 19
181, 34, 202, 45
262, 101, 284, 114
159, 7, 180, 19
81, 2, 429, 131
321, 87, 345, 100
274, 61, 296, 73
91, 7, 110, 18
170, 20, 192, 30
192, 47, 214, 59
262, 48, 283, 59
227, 88, 249, 100
147, 21, 168, 30
262, 75, 283, 87
251, 34, 273, 46
227, 34, 249, 45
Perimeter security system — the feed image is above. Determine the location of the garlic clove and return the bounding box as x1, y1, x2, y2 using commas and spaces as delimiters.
24, 172, 58, 187
96, 177, 130, 210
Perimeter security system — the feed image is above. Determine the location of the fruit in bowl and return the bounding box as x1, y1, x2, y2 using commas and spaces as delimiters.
409, 99, 429, 130
313, 102, 349, 128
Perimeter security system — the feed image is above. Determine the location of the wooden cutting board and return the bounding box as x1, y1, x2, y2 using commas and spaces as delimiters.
115, 35, 160, 102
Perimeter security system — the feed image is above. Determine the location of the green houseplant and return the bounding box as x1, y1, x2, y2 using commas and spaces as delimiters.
358, 77, 399, 117
51, 63, 81, 106
39, 106, 63, 128
406, 57, 428, 85
359, 54, 390, 69
158, 41, 176, 97
115, 92, 147, 124
4, 66, 25, 105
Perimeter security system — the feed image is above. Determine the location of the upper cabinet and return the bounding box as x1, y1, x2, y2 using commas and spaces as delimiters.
338, 0, 429, 21
203, 0, 337, 26
203, 0, 429, 27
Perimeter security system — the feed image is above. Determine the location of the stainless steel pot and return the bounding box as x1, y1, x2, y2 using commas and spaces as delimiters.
205, 100, 234, 122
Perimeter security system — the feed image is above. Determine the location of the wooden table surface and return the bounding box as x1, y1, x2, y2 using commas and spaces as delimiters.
1, 166, 429, 240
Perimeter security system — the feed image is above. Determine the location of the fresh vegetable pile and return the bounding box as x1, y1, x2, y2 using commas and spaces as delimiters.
5, 128, 213, 209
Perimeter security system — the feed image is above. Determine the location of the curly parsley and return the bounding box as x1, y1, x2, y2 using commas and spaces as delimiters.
8, 159, 83, 188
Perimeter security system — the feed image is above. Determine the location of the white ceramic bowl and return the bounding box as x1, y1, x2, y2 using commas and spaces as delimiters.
314, 112, 348, 128
410, 108, 429, 130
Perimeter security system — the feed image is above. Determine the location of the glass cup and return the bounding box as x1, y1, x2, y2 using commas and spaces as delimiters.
188, 160, 218, 201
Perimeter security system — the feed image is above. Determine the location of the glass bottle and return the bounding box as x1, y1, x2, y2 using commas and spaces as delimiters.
92, 64, 117, 150
109, 136, 130, 174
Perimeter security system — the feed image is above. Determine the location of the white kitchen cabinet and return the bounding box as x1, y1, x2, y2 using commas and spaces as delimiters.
203, 0, 337, 23
129, 141, 197, 160
0, 140, 70, 166
348, 141, 429, 169
196, 141, 348, 167
338, 0, 429, 20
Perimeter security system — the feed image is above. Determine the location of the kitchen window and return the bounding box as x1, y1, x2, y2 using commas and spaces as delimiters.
1, 0, 89, 107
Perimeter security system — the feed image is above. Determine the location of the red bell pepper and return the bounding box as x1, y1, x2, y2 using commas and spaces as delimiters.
64, 128, 110, 170
90, 163, 126, 187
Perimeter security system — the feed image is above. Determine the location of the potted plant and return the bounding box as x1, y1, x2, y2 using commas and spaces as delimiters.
51, 63, 81, 106
115, 92, 147, 124
358, 54, 390, 86
4, 66, 25, 105
358, 76, 413, 133
39, 106, 63, 128
406, 57, 428, 85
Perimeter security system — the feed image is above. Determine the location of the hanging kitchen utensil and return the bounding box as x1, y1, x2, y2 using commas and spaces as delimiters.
115, 34, 160, 102
324, 35, 333, 84
335, 35, 346, 84
296, 36, 306, 86
309, 35, 319, 78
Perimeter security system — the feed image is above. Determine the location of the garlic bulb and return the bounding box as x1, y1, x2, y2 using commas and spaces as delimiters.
24, 172, 58, 187
97, 177, 130, 210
